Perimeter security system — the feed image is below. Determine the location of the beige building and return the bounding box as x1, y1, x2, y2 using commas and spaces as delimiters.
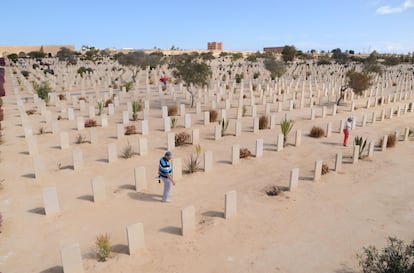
0, 45, 75, 56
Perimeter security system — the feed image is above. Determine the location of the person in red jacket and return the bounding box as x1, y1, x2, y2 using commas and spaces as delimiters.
343, 117, 353, 146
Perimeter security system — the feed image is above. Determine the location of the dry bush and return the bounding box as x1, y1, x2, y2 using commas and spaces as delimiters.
124, 125, 137, 135
121, 142, 135, 159
75, 134, 87, 144
387, 133, 396, 148
58, 94, 66, 100
175, 132, 190, 146
104, 99, 113, 107
264, 185, 286, 196
168, 105, 178, 116
26, 109, 36, 115
377, 98, 383, 105
310, 126, 325, 138
209, 110, 218, 122
259, 115, 268, 130
239, 148, 252, 159
84, 119, 97, 128
322, 163, 329, 175
78, 97, 88, 102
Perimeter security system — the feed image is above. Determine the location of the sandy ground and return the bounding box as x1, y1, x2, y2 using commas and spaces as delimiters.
0, 66, 414, 273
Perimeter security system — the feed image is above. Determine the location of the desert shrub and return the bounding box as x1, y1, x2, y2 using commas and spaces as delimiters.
38, 127, 46, 135
321, 163, 329, 175
185, 145, 202, 173
209, 110, 218, 122
75, 134, 87, 144
253, 72, 260, 79
387, 133, 396, 148
175, 132, 190, 146
264, 185, 286, 196
240, 148, 252, 159
259, 115, 268, 130
354, 136, 368, 158
377, 98, 383, 105
26, 109, 36, 115
84, 119, 97, 128
124, 125, 137, 135
310, 126, 325, 138
252, 84, 257, 91
21, 70, 30, 78
77, 67, 94, 77
358, 237, 414, 273
58, 94, 66, 100
96, 234, 111, 262
104, 99, 112, 107
168, 105, 178, 116
121, 142, 135, 159
235, 73, 244, 83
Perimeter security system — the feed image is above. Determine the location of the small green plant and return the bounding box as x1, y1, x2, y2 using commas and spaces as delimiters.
33, 81, 51, 103
235, 73, 244, 84
280, 115, 294, 146
132, 100, 142, 121
75, 134, 87, 144
219, 119, 229, 137
354, 136, 367, 159
358, 237, 414, 273
120, 81, 133, 92
121, 142, 135, 159
97, 101, 103, 115
171, 117, 177, 128
186, 144, 202, 173
95, 233, 111, 262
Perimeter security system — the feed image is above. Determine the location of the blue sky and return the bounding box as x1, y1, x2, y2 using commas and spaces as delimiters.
2, 0, 414, 53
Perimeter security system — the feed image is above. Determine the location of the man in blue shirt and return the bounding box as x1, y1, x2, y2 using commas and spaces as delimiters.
159, 151, 175, 202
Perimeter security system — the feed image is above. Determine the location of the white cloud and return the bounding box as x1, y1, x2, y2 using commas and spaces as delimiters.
376, 0, 414, 14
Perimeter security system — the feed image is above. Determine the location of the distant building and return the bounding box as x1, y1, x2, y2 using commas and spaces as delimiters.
263, 47, 284, 53
208, 42, 224, 51
0, 45, 75, 57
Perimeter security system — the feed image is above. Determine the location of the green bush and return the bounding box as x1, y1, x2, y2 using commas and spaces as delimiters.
33, 82, 52, 102
358, 237, 414, 273
96, 234, 111, 262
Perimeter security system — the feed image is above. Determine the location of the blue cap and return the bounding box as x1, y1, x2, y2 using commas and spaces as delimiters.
165, 151, 172, 157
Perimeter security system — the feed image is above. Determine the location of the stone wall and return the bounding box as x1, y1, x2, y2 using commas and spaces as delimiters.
0, 45, 75, 56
